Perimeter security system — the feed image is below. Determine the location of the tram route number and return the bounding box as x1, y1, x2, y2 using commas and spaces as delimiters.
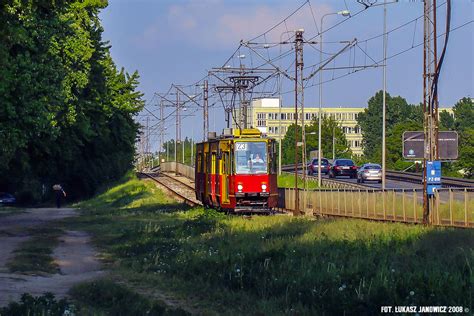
236, 143, 248, 151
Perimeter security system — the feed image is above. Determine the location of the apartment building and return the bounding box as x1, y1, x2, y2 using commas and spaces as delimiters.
239, 98, 365, 156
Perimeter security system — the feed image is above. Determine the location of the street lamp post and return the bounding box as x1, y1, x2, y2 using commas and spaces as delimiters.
382, 1, 387, 191
302, 131, 316, 214
318, 10, 350, 187
332, 126, 336, 161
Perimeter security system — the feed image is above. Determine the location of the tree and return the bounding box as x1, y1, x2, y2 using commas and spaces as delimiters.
357, 90, 422, 162
281, 124, 302, 165
439, 110, 455, 130
386, 121, 422, 170
451, 98, 474, 177
456, 128, 474, 177
281, 116, 351, 164
0, 1, 144, 202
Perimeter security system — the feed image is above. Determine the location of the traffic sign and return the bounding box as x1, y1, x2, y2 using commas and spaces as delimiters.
402, 131, 458, 160
426, 160, 441, 195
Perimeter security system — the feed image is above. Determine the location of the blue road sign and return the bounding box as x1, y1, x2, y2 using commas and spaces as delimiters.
426, 160, 441, 195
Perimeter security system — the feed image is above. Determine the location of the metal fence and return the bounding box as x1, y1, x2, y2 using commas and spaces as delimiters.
279, 188, 473, 228
158, 163, 473, 228
160, 162, 195, 180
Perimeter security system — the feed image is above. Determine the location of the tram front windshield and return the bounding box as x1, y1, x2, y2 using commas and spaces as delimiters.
235, 142, 267, 174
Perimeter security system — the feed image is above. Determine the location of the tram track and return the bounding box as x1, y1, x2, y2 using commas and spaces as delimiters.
139, 172, 200, 207
145, 171, 469, 227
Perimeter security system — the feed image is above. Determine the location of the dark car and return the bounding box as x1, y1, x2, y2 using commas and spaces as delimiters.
0, 192, 16, 206
307, 158, 330, 175
328, 159, 358, 178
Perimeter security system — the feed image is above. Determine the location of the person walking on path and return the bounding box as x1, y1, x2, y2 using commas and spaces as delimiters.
52, 184, 66, 208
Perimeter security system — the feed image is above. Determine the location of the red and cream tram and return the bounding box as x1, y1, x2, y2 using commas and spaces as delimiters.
195, 128, 278, 212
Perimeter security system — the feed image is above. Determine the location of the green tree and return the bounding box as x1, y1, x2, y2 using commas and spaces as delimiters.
357, 90, 422, 162
439, 110, 455, 130
0, 1, 144, 202
451, 98, 474, 177
386, 121, 423, 170
456, 128, 474, 177
281, 124, 302, 165
281, 116, 351, 164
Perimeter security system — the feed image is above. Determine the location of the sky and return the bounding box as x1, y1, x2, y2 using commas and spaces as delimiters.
99, 0, 473, 149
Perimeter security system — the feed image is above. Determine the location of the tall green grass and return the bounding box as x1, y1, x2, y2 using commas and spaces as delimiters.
72, 174, 473, 315
278, 173, 319, 189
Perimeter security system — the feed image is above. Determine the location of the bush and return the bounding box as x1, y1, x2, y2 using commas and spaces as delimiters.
0, 293, 73, 316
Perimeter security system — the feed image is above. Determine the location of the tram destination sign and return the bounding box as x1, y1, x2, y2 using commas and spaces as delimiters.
402, 131, 458, 160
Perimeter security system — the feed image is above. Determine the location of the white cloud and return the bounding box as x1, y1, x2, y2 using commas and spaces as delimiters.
135, 1, 334, 51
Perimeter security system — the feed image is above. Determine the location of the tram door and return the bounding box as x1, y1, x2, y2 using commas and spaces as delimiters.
211, 151, 217, 205
221, 149, 230, 204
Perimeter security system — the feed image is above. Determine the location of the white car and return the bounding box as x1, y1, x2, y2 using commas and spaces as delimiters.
357, 164, 382, 183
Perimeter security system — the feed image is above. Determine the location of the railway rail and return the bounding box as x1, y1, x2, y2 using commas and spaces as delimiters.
141, 164, 473, 228
139, 172, 200, 207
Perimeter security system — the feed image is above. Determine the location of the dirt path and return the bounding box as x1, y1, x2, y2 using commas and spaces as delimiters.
0, 208, 103, 306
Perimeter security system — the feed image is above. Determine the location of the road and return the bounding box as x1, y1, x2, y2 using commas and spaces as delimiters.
304, 172, 423, 190
0, 208, 103, 306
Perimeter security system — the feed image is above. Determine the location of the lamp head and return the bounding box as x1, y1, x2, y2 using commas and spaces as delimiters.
338, 10, 350, 17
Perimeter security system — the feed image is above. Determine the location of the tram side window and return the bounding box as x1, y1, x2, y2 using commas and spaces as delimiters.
197, 153, 202, 173
205, 153, 210, 174
223, 152, 230, 174
269, 142, 277, 173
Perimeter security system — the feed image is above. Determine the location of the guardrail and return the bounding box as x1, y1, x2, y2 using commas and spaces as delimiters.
160, 162, 195, 180
282, 171, 366, 190
278, 187, 473, 228
154, 162, 472, 227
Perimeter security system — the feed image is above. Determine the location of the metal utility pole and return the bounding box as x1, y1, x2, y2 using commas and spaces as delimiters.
191, 128, 194, 166
278, 73, 283, 175
175, 90, 180, 164
159, 100, 164, 165
238, 59, 249, 129
203, 79, 209, 141
145, 116, 150, 170
382, 0, 388, 191
422, 0, 440, 224
294, 29, 304, 216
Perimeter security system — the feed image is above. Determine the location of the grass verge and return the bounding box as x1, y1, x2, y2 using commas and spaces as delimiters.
70, 279, 189, 315
278, 173, 319, 189
7, 227, 63, 274
70, 173, 473, 315
0, 207, 24, 217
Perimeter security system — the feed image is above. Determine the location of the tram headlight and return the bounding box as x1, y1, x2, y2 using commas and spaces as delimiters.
237, 184, 243, 192
261, 184, 267, 191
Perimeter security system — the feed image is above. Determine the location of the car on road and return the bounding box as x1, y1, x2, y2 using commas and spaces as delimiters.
328, 159, 357, 179
0, 192, 16, 206
307, 158, 330, 175
357, 163, 382, 183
